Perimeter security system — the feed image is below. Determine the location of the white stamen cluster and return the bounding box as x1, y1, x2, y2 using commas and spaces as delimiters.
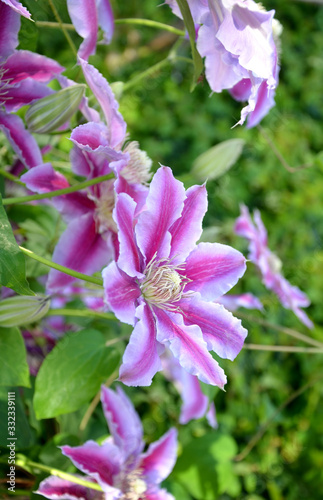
117, 469, 147, 500
140, 255, 192, 310
121, 141, 152, 185
93, 181, 117, 233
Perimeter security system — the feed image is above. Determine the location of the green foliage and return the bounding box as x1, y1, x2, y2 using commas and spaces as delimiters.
0, 196, 34, 295
34, 329, 120, 419
0, 327, 30, 387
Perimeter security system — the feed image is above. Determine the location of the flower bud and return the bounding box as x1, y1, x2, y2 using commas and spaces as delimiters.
25, 84, 86, 133
0, 295, 51, 327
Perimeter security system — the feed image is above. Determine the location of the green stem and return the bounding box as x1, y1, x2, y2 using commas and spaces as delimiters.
16, 456, 103, 492
123, 57, 171, 92
2, 173, 114, 205
243, 343, 323, 353
19, 246, 103, 287
0, 168, 25, 186
47, 308, 116, 321
115, 18, 185, 36
48, 0, 77, 57
236, 311, 323, 348
36, 18, 186, 36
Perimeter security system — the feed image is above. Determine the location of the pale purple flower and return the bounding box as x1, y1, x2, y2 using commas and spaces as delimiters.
67, 0, 114, 61
0, 3, 63, 168
103, 166, 247, 388
161, 350, 217, 426
216, 293, 263, 312
37, 386, 177, 500
235, 205, 313, 328
166, 0, 280, 126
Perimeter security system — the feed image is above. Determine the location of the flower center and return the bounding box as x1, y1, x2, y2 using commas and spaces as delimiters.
118, 469, 147, 500
140, 255, 191, 310
93, 181, 117, 234
0, 66, 12, 104
267, 252, 282, 274
121, 141, 152, 185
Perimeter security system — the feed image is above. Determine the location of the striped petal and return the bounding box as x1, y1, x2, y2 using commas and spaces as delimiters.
135, 166, 186, 264
183, 242, 246, 301
155, 309, 227, 388
119, 302, 163, 386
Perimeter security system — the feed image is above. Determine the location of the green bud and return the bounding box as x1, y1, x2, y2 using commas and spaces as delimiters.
25, 84, 86, 134
0, 295, 51, 328
191, 139, 245, 181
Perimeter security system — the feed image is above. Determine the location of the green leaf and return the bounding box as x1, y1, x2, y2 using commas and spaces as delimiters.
173, 432, 238, 500
192, 139, 245, 181
0, 327, 30, 387
0, 196, 34, 295
33, 329, 120, 419
176, 0, 203, 90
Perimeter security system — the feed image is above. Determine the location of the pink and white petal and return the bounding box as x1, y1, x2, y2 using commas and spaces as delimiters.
140, 428, 177, 486
155, 309, 227, 388
169, 184, 207, 263
246, 78, 276, 128
292, 307, 314, 330
1, 0, 31, 19
102, 261, 140, 325
0, 4, 20, 62
146, 489, 175, 500
234, 204, 258, 241
101, 385, 144, 459
67, 0, 98, 61
113, 193, 143, 278
21, 162, 69, 191
36, 475, 99, 500
135, 167, 186, 264
21, 163, 95, 220
183, 242, 246, 301
216, 293, 263, 312
79, 60, 127, 147
3, 79, 54, 112
179, 296, 247, 360
115, 176, 148, 216
4, 50, 64, 84
70, 123, 126, 178
61, 441, 121, 493
0, 111, 42, 168
206, 402, 218, 429
47, 213, 112, 292
178, 370, 209, 425
96, 0, 114, 44
119, 303, 162, 386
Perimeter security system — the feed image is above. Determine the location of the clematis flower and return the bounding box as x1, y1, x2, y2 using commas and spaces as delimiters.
166, 0, 280, 126
67, 0, 114, 61
37, 386, 178, 500
216, 293, 263, 312
235, 205, 313, 328
22, 61, 152, 292
103, 166, 247, 388
161, 350, 217, 426
0, 2, 64, 168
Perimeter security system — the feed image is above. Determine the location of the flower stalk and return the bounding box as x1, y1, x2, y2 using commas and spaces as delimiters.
2, 173, 115, 205
18, 247, 103, 287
